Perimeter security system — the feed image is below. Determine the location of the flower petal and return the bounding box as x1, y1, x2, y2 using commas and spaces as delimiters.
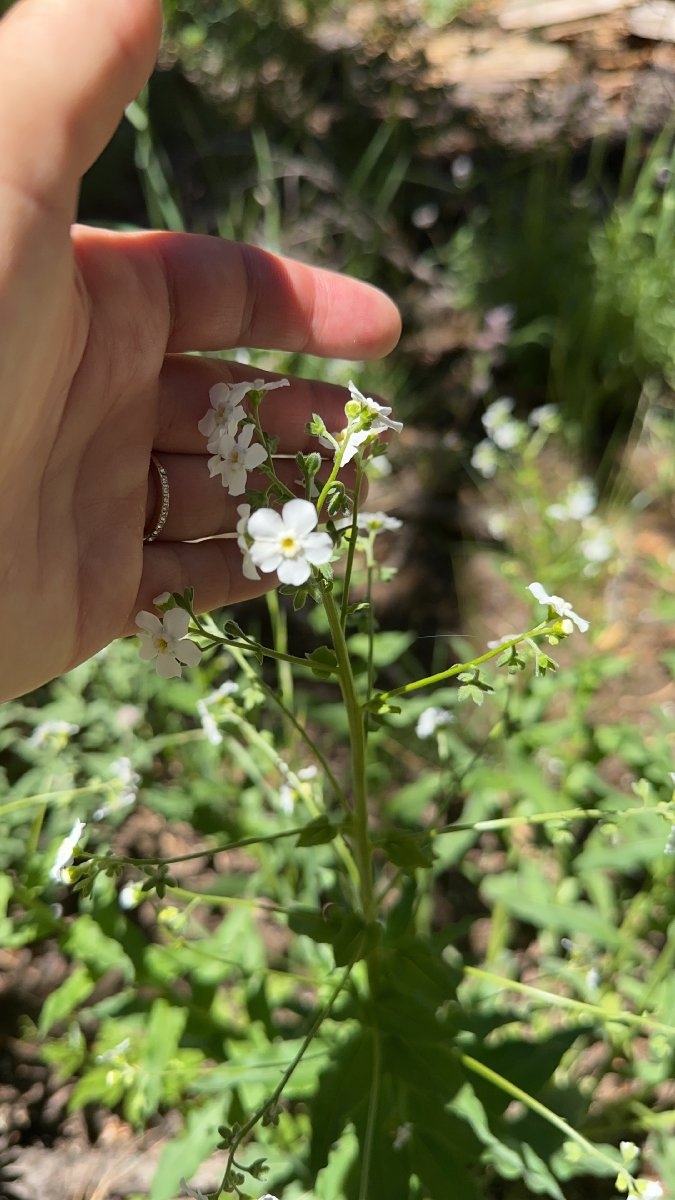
163, 608, 191, 639
135, 611, 162, 634
281, 498, 319, 535
277, 558, 312, 586
174, 640, 202, 667
248, 508, 284, 538
156, 652, 183, 679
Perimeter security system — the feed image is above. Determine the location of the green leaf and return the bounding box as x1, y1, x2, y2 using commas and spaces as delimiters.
39, 964, 95, 1035
135, 999, 188, 1119
471, 1028, 588, 1118
347, 631, 415, 668
150, 1099, 224, 1200
482, 868, 622, 948
64, 913, 134, 979
297, 815, 341, 846
378, 830, 436, 870
287, 906, 370, 964
309, 1030, 371, 1177
306, 645, 338, 678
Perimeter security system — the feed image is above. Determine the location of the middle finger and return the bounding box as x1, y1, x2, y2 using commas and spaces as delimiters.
156, 354, 350, 455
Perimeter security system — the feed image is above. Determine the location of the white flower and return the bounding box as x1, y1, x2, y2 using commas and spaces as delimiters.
491, 418, 525, 451
416, 706, 455, 739
236, 503, 261, 580
471, 439, 499, 479
197, 699, 223, 746
208, 424, 267, 496
485, 511, 509, 540
247, 499, 333, 586
93, 757, 140, 820
451, 154, 473, 185
278, 784, 295, 815
474, 305, 514, 352
579, 520, 612, 565
49, 819, 86, 883
527, 582, 589, 633
152, 591, 172, 608
29, 720, 79, 750
135, 608, 202, 678
528, 403, 559, 430
357, 511, 403, 534
638, 1181, 664, 1199
482, 396, 514, 431
119, 882, 144, 910
547, 479, 597, 522
329, 381, 403, 466
198, 378, 288, 444
206, 680, 239, 703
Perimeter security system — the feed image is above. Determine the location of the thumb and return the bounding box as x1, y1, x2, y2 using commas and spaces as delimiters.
0, 0, 162, 216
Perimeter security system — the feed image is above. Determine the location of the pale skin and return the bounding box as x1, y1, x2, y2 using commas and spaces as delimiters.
0, 0, 401, 703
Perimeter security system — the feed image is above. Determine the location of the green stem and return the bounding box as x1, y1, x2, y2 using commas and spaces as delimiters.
459, 1052, 624, 1179
189, 612, 330, 676
433, 802, 670, 839
265, 590, 294, 711
322, 587, 375, 921
315, 437, 351, 515
229, 646, 346, 809
376, 622, 557, 701
359, 1027, 382, 1200
85, 824, 311, 869
216, 956, 358, 1198
464, 965, 675, 1038
339, 462, 366, 626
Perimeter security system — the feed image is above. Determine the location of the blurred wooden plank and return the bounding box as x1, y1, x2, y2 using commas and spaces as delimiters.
628, 1, 675, 40
425, 31, 570, 84
500, 0, 633, 31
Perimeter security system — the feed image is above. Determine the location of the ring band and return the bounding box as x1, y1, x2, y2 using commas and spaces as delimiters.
143, 454, 170, 543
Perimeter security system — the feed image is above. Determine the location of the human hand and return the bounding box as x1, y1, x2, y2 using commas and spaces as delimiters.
0, 0, 401, 702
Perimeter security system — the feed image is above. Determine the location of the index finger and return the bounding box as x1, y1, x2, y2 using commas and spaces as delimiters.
90, 228, 402, 359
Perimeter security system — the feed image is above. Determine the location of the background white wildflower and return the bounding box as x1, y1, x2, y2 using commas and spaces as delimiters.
357, 511, 403, 534
197, 699, 223, 746
49, 819, 86, 883
29, 719, 79, 750
416, 706, 455, 739
528, 403, 560, 430
119, 881, 144, 910
471, 439, 499, 478
547, 478, 597, 522
93, 757, 140, 820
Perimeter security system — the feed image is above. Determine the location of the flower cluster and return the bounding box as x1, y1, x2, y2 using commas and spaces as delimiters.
136, 376, 405, 675
200, 378, 288, 496
319, 381, 402, 467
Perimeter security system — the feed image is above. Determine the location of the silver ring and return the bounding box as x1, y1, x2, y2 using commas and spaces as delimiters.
143, 454, 170, 543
